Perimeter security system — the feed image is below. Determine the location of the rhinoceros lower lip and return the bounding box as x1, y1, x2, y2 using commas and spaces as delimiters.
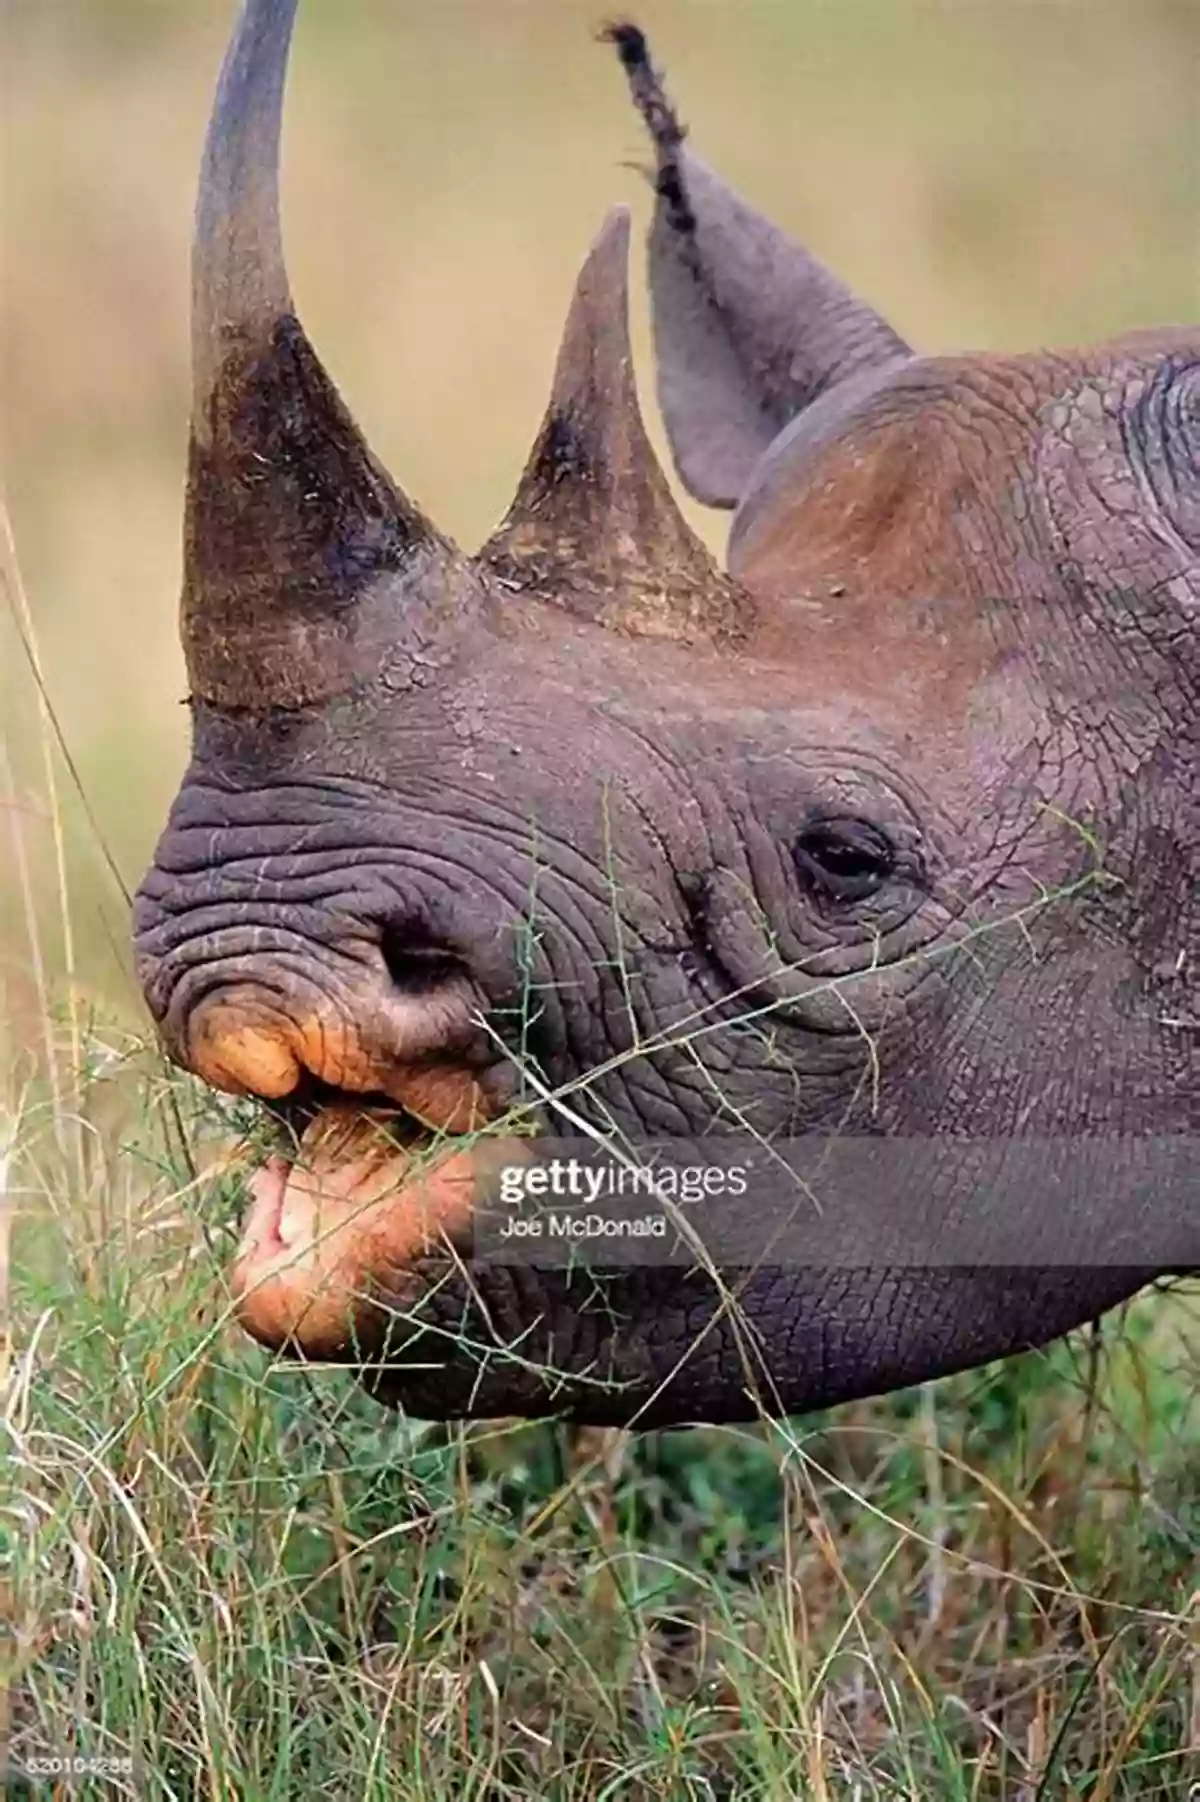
229, 1103, 490, 1358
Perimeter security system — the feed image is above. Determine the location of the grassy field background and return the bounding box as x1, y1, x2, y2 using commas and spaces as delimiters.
3, 1, 1198, 1795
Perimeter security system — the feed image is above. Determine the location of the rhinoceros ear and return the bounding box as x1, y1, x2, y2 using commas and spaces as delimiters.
480, 208, 745, 643
185, 0, 456, 711
606, 23, 912, 511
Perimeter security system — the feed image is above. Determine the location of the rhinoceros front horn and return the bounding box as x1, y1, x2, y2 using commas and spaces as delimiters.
184, 0, 457, 711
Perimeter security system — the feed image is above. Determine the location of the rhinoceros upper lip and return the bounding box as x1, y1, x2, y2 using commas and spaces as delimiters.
264, 1046, 506, 1144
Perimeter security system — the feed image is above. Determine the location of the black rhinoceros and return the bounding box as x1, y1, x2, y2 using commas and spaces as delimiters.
133, 2, 1196, 1426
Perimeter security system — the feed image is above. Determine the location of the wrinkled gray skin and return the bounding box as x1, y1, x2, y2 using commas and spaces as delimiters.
133, 4, 1197, 1426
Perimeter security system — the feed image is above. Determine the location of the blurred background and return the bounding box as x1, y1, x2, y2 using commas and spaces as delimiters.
2, 0, 1198, 1060
4, 18, 1197, 1785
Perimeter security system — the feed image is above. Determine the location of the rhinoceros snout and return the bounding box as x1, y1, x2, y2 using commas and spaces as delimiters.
136, 910, 503, 1103
131, 833, 520, 1105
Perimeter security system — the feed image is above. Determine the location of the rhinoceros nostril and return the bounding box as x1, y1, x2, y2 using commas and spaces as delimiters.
378, 927, 469, 997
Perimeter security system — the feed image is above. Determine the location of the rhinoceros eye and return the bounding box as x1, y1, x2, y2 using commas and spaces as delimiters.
793, 816, 895, 904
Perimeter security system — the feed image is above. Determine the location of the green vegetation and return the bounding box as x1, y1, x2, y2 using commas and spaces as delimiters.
6, 1044, 1197, 1799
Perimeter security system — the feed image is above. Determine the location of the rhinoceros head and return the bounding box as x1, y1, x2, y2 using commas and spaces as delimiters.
133, 3, 1196, 1426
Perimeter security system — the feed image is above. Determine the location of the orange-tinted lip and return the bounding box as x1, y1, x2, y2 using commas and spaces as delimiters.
188, 1001, 494, 1116
227, 1106, 535, 1359
245, 1155, 291, 1253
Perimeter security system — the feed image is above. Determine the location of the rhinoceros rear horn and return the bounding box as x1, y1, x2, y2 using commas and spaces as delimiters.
185, 0, 454, 711
482, 208, 746, 644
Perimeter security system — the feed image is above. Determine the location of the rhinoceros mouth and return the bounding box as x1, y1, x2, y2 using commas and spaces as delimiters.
228, 1084, 527, 1360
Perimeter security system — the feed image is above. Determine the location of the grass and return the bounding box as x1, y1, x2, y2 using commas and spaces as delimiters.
5, 1047, 1198, 1799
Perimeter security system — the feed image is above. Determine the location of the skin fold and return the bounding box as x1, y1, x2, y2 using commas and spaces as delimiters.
133, 4, 1197, 1428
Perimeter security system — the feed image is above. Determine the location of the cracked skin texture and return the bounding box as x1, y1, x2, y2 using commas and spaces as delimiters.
133, 6, 1196, 1425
